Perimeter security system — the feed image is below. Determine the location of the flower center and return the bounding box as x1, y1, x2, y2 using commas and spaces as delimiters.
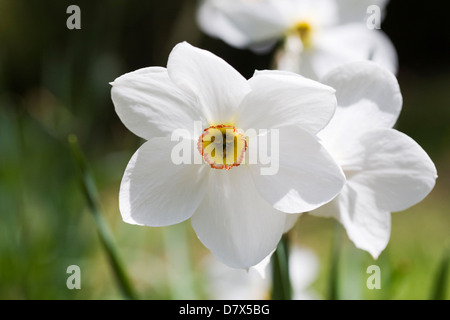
197, 125, 247, 170
292, 21, 313, 48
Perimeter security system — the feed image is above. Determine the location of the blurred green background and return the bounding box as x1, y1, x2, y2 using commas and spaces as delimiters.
0, 0, 449, 300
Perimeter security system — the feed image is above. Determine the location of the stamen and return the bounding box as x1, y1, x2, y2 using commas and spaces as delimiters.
197, 125, 247, 170
293, 21, 313, 48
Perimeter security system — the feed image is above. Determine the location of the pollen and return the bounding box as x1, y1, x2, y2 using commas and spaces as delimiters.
198, 125, 247, 170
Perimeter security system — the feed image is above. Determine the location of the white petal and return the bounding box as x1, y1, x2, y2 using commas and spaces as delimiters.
283, 23, 398, 80
282, 0, 339, 27
348, 129, 437, 212
197, 0, 287, 49
111, 67, 205, 140
191, 165, 287, 269
119, 138, 208, 227
315, 183, 392, 259
316, 24, 398, 75
236, 70, 336, 135
313, 128, 437, 258
251, 250, 274, 279
167, 42, 251, 124
284, 213, 301, 233
249, 126, 345, 214
336, 0, 389, 24
318, 60, 402, 162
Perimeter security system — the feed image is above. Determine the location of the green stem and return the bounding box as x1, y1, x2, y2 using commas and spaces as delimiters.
328, 221, 342, 300
68, 134, 137, 300
271, 234, 292, 300
430, 247, 449, 300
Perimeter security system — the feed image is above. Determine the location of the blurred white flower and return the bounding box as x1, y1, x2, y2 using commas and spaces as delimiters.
311, 61, 437, 258
110, 42, 345, 269
197, 0, 397, 79
204, 246, 320, 300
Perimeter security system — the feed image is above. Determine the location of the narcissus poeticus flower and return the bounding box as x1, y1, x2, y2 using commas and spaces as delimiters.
110, 42, 345, 269
312, 61, 437, 258
197, 0, 397, 79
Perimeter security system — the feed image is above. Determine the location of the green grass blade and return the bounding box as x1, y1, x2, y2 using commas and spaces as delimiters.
328, 221, 342, 300
271, 234, 293, 300
430, 247, 449, 300
68, 134, 137, 300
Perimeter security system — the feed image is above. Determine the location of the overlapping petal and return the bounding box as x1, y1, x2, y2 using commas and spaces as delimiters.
236, 70, 336, 134
318, 60, 402, 161
284, 213, 302, 233
248, 125, 345, 214
313, 128, 437, 258
348, 129, 437, 213
191, 166, 287, 269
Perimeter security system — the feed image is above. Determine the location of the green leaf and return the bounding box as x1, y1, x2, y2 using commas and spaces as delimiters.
327, 221, 342, 300
271, 234, 292, 300
68, 134, 138, 300
430, 247, 450, 300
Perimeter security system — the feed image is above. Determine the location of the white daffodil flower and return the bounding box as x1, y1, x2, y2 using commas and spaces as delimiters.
197, 0, 397, 79
311, 61, 437, 258
110, 42, 345, 269
204, 246, 320, 300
